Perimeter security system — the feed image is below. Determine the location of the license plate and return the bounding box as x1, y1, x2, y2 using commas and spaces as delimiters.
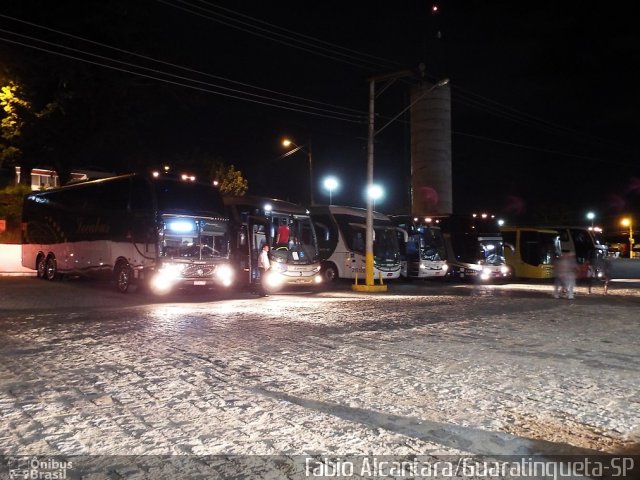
194, 281, 206, 286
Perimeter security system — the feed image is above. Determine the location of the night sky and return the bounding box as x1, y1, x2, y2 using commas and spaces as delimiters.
1, 1, 638, 232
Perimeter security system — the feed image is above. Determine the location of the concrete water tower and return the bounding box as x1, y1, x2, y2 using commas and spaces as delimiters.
410, 79, 452, 217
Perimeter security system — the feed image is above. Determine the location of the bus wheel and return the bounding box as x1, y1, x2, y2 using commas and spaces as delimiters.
36, 254, 47, 279
45, 255, 58, 281
114, 262, 132, 293
323, 263, 338, 283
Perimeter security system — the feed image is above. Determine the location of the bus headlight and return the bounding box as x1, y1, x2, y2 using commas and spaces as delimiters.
480, 267, 492, 281
265, 270, 283, 288
150, 264, 184, 294
215, 264, 234, 287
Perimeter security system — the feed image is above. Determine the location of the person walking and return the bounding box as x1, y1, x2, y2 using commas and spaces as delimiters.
257, 243, 271, 297
553, 251, 577, 299
601, 255, 612, 295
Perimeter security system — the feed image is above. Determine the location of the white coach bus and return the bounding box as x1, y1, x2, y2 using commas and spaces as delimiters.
223, 196, 323, 291
309, 205, 403, 283
390, 215, 448, 279
21, 173, 234, 294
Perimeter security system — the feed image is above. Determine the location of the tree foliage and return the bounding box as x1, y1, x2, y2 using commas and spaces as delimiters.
0, 76, 65, 181
173, 148, 248, 196
212, 162, 248, 196
0, 81, 30, 168
0, 183, 31, 243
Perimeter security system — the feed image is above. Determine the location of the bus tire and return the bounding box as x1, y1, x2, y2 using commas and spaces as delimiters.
36, 253, 47, 279
44, 255, 58, 281
114, 261, 132, 293
322, 262, 338, 283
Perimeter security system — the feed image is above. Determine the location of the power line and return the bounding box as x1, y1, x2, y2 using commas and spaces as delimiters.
1, 8, 632, 167
190, 0, 402, 68
155, 0, 398, 71
451, 85, 632, 155
453, 130, 637, 168
0, 13, 367, 118
0, 35, 366, 124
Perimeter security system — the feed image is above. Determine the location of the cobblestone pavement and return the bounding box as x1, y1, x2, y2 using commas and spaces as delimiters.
0, 277, 639, 476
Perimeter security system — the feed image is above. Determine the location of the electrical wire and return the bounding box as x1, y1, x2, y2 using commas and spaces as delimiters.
1, 8, 633, 166
155, 0, 397, 71
158, 0, 634, 161
0, 35, 366, 124
0, 13, 367, 118
188, 0, 403, 69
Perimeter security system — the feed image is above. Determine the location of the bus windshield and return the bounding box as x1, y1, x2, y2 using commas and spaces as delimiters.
419, 228, 445, 261
374, 226, 400, 263
161, 217, 229, 259
270, 215, 318, 264
478, 239, 505, 266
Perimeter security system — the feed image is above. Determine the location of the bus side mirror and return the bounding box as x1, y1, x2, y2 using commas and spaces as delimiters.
395, 227, 408, 243
238, 225, 247, 247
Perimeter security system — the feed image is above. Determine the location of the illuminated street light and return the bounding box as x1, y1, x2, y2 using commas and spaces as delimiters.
587, 211, 595, 227
323, 176, 339, 205
621, 217, 634, 258
281, 138, 314, 205
367, 184, 384, 210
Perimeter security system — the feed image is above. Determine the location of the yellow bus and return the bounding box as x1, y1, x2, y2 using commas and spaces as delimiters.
500, 227, 561, 279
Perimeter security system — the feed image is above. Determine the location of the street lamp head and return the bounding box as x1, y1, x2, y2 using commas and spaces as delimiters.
323, 176, 339, 191
587, 212, 595, 221
282, 139, 292, 147
367, 184, 384, 201
621, 218, 631, 227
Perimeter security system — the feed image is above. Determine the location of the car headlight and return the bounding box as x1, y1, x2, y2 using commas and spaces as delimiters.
500, 265, 509, 274
442, 263, 449, 272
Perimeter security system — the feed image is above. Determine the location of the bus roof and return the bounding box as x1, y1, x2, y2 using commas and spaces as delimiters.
223, 195, 309, 215
308, 204, 391, 221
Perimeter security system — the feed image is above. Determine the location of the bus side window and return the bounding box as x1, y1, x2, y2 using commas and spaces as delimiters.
352, 231, 365, 253
313, 221, 331, 242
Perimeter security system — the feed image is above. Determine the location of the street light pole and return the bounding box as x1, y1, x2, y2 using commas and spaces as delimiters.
354, 72, 449, 293
281, 139, 314, 205
622, 218, 634, 258
307, 141, 314, 206
363, 77, 376, 288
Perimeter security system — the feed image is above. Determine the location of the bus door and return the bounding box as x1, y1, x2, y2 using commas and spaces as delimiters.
249, 216, 270, 284
234, 216, 270, 285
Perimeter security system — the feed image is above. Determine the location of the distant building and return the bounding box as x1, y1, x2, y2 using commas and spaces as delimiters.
15, 166, 115, 190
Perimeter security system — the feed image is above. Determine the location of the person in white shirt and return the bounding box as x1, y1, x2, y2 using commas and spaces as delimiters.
257, 244, 270, 297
